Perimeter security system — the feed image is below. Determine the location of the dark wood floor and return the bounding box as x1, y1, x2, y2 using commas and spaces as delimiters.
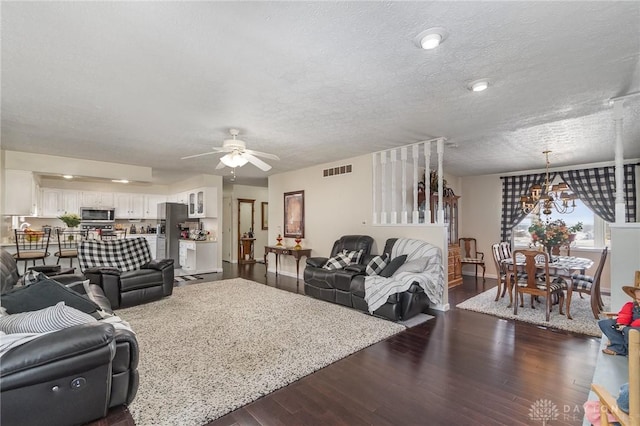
92, 262, 600, 426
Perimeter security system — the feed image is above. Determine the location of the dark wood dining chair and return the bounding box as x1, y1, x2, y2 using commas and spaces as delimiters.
55, 229, 88, 268
510, 249, 565, 322
568, 247, 608, 320
491, 242, 512, 301
13, 228, 51, 274
459, 237, 485, 280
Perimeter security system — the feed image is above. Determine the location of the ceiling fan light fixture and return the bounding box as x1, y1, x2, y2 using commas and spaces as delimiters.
220, 152, 248, 168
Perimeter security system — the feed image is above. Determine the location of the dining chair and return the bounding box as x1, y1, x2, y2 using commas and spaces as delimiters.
511, 249, 566, 322
55, 228, 88, 268
491, 242, 512, 301
459, 237, 485, 281
13, 228, 52, 274
568, 247, 608, 319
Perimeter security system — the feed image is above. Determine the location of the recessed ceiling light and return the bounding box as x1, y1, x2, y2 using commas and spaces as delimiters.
111, 179, 129, 184
415, 27, 448, 50
62, 175, 73, 179
468, 79, 490, 92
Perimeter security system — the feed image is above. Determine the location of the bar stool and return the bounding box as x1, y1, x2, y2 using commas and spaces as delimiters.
14, 228, 51, 274
55, 229, 87, 268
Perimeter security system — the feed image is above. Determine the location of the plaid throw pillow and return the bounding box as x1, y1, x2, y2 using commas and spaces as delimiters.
366, 254, 389, 276
342, 249, 364, 264
322, 252, 352, 270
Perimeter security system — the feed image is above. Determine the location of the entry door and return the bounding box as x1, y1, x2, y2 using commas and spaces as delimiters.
222, 196, 233, 262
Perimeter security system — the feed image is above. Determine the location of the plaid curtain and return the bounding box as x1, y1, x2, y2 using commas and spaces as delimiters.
559, 164, 637, 223
500, 173, 550, 242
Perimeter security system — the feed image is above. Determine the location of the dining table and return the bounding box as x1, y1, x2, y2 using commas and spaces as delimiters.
502, 254, 594, 320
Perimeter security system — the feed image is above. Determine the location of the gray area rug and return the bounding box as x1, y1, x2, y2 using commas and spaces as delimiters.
118, 278, 405, 425
456, 287, 608, 337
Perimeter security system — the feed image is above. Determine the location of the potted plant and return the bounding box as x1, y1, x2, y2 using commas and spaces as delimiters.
568, 222, 583, 242
528, 219, 571, 256
58, 213, 81, 229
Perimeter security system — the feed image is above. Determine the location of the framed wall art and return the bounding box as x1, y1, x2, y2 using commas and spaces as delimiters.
283, 190, 304, 238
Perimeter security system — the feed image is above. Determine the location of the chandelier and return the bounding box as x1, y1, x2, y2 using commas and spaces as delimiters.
520, 150, 577, 216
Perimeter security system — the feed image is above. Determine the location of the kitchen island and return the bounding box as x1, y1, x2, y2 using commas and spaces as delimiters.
177, 239, 220, 275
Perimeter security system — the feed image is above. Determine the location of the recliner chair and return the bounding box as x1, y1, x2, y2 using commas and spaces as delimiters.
303, 235, 374, 305
0, 248, 139, 426
78, 237, 174, 308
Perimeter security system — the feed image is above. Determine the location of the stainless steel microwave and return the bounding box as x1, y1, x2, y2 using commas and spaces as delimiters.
80, 207, 115, 222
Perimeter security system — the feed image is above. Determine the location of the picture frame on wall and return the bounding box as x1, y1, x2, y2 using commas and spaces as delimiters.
283, 190, 304, 238
261, 202, 268, 230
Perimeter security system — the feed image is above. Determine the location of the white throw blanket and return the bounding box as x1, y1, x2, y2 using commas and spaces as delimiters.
364, 238, 445, 313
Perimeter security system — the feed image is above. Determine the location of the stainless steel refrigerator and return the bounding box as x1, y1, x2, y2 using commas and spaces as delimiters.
157, 202, 188, 268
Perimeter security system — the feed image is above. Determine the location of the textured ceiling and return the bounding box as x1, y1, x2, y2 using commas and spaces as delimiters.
2, 1, 639, 186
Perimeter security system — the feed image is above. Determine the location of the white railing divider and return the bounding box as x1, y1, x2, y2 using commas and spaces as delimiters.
380, 151, 387, 224
412, 144, 420, 223
390, 149, 397, 224
372, 153, 378, 224
424, 141, 431, 224
437, 138, 445, 223
400, 147, 408, 224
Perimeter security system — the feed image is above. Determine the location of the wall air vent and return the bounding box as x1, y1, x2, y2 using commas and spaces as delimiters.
323, 164, 352, 177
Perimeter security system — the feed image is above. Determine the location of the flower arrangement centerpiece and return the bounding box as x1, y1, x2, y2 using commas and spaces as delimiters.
528, 218, 571, 256
58, 213, 81, 228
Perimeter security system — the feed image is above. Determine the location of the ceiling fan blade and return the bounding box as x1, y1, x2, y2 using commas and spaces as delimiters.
243, 149, 280, 161
243, 153, 272, 171
215, 161, 226, 170
181, 151, 220, 160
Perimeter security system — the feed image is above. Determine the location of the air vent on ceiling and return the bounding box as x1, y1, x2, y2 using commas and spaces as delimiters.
323, 164, 352, 177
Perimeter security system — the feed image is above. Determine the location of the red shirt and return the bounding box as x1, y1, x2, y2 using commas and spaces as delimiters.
617, 301, 640, 327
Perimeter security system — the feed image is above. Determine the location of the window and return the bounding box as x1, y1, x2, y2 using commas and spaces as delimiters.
512, 198, 610, 249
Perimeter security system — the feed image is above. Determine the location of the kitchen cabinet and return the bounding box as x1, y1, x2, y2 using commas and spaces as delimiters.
81, 191, 114, 208
144, 195, 166, 219
179, 240, 218, 273
40, 188, 79, 218
4, 170, 39, 216
115, 193, 144, 218
187, 187, 217, 218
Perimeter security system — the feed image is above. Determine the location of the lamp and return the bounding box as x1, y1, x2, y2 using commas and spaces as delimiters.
520, 151, 577, 216
220, 152, 248, 168
415, 28, 448, 50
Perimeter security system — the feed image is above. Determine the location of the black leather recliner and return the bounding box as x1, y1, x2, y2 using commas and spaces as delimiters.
78, 237, 174, 308
0, 248, 139, 426
303, 235, 374, 305
350, 238, 431, 321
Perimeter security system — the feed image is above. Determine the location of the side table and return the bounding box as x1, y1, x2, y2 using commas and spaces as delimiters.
264, 245, 312, 284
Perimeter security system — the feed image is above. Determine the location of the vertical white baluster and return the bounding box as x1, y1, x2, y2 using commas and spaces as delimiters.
412, 144, 420, 223
380, 151, 387, 224
401, 147, 408, 224
372, 152, 378, 225
424, 141, 431, 224
390, 149, 397, 224
437, 138, 445, 223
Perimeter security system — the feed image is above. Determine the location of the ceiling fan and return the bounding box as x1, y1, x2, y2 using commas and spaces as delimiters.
181, 129, 280, 171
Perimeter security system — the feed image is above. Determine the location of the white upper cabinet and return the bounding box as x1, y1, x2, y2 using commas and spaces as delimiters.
4, 170, 39, 216
40, 188, 79, 217
144, 194, 166, 219
114, 193, 145, 218
80, 191, 114, 208
187, 187, 217, 218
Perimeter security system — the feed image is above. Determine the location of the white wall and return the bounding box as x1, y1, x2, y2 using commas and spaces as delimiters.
269, 153, 449, 309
